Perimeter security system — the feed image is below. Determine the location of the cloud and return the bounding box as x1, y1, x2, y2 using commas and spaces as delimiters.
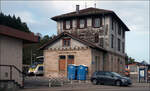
1, 1, 149, 63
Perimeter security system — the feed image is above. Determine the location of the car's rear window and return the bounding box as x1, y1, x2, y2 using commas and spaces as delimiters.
97, 71, 105, 75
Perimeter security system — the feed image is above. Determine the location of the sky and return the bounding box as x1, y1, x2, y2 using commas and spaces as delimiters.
1, 1, 149, 63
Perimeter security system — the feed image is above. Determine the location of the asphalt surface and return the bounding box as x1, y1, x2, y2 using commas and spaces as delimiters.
20, 76, 150, 91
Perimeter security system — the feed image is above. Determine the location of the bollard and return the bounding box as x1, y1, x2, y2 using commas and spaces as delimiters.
71, 74, 73, 84
79, 74, 81, 84
49, 78, 51, 87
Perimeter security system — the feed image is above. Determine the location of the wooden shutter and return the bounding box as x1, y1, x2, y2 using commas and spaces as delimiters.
92, 17, 95, 27
63, 20, 66, 30
77, 19, 80, 28
100, 17, 102, 26
85, 18, 87, 28
70, 20, 72, 29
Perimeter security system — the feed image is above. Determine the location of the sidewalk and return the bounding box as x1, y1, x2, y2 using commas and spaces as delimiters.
20, 82, 150, 91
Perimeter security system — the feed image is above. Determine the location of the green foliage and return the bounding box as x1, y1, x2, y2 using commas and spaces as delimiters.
23, 34, 56, 65
0, 13, 56, 65
125, 55, 135, 65
0, 12, 30, 33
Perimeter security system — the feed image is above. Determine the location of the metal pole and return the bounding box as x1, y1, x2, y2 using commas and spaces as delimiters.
31, 49, 32, 65
10, 66, 12, 80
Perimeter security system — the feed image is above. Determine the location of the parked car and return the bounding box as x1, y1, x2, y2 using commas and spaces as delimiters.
91, 71, 132, 86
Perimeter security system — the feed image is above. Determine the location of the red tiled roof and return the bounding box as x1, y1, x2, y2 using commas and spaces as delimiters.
0, 25, 39, 43
39, 31, 107, 52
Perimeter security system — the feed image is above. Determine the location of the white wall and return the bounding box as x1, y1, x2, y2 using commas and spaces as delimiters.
0, 35, 23, 86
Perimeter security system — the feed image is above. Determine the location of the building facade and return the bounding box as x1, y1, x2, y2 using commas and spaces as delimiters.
40, 6, 130, 77
0, 25, 38, 87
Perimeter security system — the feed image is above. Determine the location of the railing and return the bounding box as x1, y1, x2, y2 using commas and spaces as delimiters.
0, 65, 25, 87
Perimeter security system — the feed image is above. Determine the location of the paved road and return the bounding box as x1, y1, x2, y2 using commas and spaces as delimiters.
20, 87, 150, 91
20, 77, 150, 91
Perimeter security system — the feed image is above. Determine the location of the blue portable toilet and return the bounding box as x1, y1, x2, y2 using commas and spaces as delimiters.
77, 65, 88, 80
67, 64, 77, 80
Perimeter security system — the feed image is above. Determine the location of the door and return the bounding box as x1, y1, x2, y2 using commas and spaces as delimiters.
67, 55, 74, 65
104, 72, 115, 85
97, 72, 105, 84
59, 55, 66, 75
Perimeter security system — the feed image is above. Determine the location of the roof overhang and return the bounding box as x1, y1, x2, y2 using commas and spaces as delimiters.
0, 25, 39, 44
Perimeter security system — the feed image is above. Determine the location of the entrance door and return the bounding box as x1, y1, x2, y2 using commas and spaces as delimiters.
67, 55, 74, 65
59, 55, 66, 75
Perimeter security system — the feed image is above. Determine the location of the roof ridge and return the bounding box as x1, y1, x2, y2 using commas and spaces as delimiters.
51, 7, 114, 20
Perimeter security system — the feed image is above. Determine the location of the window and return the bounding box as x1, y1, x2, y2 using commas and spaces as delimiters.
79, 19, 87, 28
63, 20, 72, 29
92, 17, 102, 28
122, 30, 125, 38
122, 42, 125, 53
66, 20, 71, 29
38, 66, 43, 71
59, 55, 66, 60
97, 71, 104, 75
130, 66, 137, 72
67, 55, 74, 64
111, 34, 114, 48
77, 18, 87, 29
62, 38, 71, 47
104, 72, 112, 76
118, 38, 121, 51
68, 55, 74, 60
118, 26, 121, 35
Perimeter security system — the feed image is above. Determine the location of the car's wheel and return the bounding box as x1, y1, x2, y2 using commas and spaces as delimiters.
92, 79, 98, 85
115, 80, 121, 86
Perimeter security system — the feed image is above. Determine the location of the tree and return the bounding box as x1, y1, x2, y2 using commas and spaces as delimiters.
23, 34, 56, 65
0, 12, 30, 33
125, 54, 135, 65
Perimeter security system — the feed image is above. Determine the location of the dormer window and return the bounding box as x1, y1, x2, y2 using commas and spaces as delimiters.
63, 20, 72, 30
92, 17, 102, 28
62, 38, 71, 47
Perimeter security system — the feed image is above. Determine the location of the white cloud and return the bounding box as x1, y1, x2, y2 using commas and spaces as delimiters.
1, 1, 149, 63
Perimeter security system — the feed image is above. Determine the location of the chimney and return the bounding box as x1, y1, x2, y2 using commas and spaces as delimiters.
76, 5, 79, 14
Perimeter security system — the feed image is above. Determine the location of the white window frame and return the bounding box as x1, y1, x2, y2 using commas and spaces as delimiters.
79, 19, 85, 28
94, 18, 100, 27
66, 20, 70, 29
